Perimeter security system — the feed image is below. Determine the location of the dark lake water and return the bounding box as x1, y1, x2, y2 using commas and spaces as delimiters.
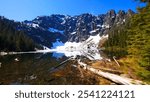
0, 52, 101, 85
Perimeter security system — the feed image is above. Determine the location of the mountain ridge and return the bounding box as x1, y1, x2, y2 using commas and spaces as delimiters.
0, 9, 135, 49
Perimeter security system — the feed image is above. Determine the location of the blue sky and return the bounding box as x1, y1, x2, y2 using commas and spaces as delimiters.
0, 0, 141, 21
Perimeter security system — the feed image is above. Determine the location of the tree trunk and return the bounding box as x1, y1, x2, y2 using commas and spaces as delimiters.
78, 60, 145, 85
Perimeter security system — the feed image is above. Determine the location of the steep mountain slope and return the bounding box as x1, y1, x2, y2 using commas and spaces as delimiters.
0, 17, 41, 52
15, 9, 134, 48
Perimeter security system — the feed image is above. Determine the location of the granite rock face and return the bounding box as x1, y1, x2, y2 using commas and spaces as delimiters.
3, 10, 134, 48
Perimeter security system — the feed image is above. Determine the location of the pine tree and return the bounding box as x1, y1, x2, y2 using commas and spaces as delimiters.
0, 17, 41, 52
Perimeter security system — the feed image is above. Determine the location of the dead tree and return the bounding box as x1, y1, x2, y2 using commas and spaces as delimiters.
78, 60, 146, 85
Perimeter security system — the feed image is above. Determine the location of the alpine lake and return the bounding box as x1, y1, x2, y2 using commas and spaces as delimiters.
0, 51, 109, 85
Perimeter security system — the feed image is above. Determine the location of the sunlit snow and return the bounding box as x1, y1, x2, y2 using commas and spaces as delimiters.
1, 34, 108, 61
71, 32, 76, 35
52, 34, 108, 60
26, 23, 39, 28
89, 29, 99, 34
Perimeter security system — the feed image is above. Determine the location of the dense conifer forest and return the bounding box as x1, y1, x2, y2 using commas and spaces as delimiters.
104, 0, 150, 81
0, 17, 40, 52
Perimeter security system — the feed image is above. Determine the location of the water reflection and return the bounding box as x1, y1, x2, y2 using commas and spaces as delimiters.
0, 53, 67, 84
52, 52, 64, 59
0, 34, 108, 84
53, 34, 106, 60
0, 50, 104, 85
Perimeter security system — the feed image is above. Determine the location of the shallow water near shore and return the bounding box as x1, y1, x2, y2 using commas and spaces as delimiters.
0, 52, 105, 85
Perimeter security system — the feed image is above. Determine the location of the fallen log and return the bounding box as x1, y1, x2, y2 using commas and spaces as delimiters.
78, 60, 146, 85
113, 56, 120, 67
93, 67, 123, 75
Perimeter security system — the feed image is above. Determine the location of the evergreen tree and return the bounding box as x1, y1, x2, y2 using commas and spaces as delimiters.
104, 0, 150, 69
0, 17, 41, 52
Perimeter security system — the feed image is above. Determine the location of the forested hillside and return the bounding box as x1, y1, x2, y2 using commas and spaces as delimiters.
104, 0, 150, 82
0, 17, 41, 52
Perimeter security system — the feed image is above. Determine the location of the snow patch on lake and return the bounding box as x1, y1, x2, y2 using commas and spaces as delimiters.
52, 34, 108, 60
1, 34, 108, 60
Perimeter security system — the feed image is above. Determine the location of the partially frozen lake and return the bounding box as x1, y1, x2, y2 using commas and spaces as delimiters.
0, 34, 108, 84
